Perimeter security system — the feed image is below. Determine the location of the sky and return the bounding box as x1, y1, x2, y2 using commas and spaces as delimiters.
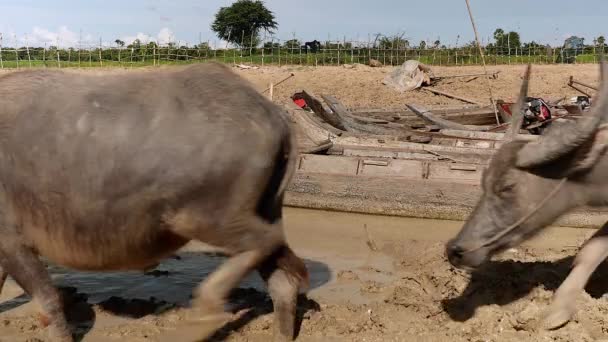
0, 0, 606, 48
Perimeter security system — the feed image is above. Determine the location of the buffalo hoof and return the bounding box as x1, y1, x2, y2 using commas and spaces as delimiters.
46, 326, 74, 342
542, 302, 575, 330
157, 311, 233, 342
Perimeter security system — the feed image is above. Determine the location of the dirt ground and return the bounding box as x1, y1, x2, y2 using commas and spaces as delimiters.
235, 63, 600, 109
0, 63, 606, 341
0, 208, 606, 342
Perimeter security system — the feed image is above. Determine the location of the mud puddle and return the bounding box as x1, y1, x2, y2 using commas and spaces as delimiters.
0, 208, 605, 342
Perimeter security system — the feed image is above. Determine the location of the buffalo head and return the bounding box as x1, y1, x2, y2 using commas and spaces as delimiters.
447, 59, 608, 270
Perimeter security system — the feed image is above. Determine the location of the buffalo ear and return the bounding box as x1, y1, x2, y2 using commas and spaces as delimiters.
515, 126, 608, 179
516, 131, 608, 179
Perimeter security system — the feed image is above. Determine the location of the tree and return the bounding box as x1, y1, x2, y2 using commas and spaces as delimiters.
283, 39, 301, 50
115, 39, 125, 47
127, 39, 142, 49
492, 28, 521, 55
419, 40, 426, 50
211, 0, 278, 48
433, 39, 441, 49
596, 36, 606, 46
493, 28, 505, 42
378, 34, 409, 50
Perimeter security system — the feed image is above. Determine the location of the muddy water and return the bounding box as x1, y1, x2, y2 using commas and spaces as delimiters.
4, 208, 462, 307
0, 208, 601, 341
0, 208, 594, 307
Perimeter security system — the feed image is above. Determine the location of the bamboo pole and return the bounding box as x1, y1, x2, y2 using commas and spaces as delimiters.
464, 0, 501, 125
423, 88, 482, 105
269, 83, 274, 101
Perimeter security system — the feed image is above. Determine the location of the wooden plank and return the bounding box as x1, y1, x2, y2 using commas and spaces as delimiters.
322, 94, 416, 137
439, 129, 538, 141
406, 104, 491, 131
299, 89, 347, 131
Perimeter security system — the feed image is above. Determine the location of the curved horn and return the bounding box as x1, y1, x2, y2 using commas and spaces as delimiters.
505, 64, 532, 141
516, 57, 608, 169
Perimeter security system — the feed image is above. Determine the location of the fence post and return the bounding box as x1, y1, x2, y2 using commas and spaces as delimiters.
210, 40, 214, 62
507, 33, 511, 65
261, 33, 265, 66
594, 44, 597, 64
197, 32, 202, 62
13, 35, 19, 69
390, 39, 394, 65
26, 40, 31, 68
56, 38, 61, 68
367, 34, 371, 65
351, 37, 354, 64
0, 33, 4, 69
240, 30, 245, 59
99, 38, 103, 67
249, 29, 254, 64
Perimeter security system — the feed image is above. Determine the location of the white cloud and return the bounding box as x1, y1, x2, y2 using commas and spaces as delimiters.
4, 26, 181, 48
121, 32, 153, 45
157, 28, 175, 45
121, 28, 176, 46
27, 26, 79, 47
2, 26, 95, 48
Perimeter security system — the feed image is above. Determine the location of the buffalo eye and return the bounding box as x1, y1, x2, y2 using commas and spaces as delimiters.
494, 181, 516, 196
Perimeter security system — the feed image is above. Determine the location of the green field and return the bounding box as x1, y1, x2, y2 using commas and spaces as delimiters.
0, 47, 602, 69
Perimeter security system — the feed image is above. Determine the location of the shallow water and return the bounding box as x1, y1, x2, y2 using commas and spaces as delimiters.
0, 208, 593, 311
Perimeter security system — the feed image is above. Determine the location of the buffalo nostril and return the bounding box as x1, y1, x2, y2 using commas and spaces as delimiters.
446, 244, 465, 265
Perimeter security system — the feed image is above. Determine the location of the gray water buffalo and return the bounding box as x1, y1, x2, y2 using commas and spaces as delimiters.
446, 60, 608, 330
0, 63, 308, 341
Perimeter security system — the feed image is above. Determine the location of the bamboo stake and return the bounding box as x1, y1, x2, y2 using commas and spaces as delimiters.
0, 33, 4, 69
464, 0, 501, 125
423, 88, 482, 105
269, 82, 274, 101
262, 73, 295, 93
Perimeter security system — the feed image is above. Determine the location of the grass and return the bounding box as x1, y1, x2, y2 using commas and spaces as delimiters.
0, 51, 602, 69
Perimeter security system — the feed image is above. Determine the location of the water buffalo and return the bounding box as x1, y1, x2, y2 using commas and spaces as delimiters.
0, 63, 308, 341
446, 60, 608, 330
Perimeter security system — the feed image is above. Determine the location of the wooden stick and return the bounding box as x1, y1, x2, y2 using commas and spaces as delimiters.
569, 76, 598, 91
262, 73, 295, 93
406, 104, 490, 131
464, 0, 501, 125
269, 83, 274, 101
437, 71, 500, 80
568, 83, 592, 97
423, 88, 482, 106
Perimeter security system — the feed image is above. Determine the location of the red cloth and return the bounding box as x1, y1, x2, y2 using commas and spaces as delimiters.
293, 98, 307, 108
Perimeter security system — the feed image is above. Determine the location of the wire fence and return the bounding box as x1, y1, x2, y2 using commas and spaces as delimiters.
0, 36, 606, 69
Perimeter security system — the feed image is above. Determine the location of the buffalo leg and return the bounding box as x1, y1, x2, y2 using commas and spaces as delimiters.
0, 267, 8, 295
544, 221, 608, 330
160, 216, 286, 341
0, 242, 72, 341
258, 245, 309, 342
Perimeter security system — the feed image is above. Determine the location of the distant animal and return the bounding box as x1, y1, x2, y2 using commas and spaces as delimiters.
303, 40, 321, 53
0, 62, 308, 341
446, 60, 608, 330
